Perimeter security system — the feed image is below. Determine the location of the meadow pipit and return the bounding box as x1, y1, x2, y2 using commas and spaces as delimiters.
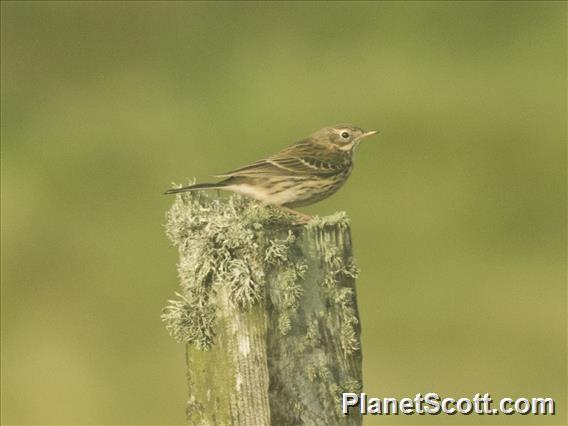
165, 124, 377, 220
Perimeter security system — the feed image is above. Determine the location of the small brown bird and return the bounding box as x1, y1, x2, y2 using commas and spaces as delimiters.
165, 124, 377, 219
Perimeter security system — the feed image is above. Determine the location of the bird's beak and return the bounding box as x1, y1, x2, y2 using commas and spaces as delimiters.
359, 130, 378, 140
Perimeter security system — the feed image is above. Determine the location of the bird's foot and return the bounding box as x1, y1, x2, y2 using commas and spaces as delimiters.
279, 206, 312, 224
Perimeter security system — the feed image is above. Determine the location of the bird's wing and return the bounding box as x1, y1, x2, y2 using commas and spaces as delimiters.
215, 140, 347, 178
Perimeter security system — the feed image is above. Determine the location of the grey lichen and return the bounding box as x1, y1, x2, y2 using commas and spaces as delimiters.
161, 291, 216, 351
305, 210, 351, 231
162, 187, 347, 350
319, 247, 361, 356
162, 189, 278, 349
263, 230, 309, 335
274, 262, 308, 335
264, 230, 296, 265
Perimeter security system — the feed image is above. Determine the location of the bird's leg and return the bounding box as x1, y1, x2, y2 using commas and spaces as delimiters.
279, 206, 312, 223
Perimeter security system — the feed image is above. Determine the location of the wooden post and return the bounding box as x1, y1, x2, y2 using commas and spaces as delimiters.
162, 191, 362, 425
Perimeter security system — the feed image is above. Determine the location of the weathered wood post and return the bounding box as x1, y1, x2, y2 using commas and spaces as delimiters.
162, 190, 362, 425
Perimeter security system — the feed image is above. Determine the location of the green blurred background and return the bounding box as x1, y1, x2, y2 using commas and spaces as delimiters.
1, 1, 565, 425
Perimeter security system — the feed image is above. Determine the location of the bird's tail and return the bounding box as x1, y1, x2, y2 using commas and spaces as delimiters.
164, 182, 228, 195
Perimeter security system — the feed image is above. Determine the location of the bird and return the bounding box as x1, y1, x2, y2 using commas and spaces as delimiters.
165, 124, 378, 220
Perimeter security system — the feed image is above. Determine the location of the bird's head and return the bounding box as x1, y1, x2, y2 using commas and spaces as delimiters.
311, 124, 378, 151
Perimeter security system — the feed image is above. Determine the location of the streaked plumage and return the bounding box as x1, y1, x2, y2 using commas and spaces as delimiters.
165, 124, 377, 217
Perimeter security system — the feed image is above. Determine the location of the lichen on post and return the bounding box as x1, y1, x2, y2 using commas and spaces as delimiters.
162, 189, 362, 425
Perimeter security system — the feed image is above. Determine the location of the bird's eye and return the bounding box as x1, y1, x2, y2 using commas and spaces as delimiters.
341, 131, 350, 139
